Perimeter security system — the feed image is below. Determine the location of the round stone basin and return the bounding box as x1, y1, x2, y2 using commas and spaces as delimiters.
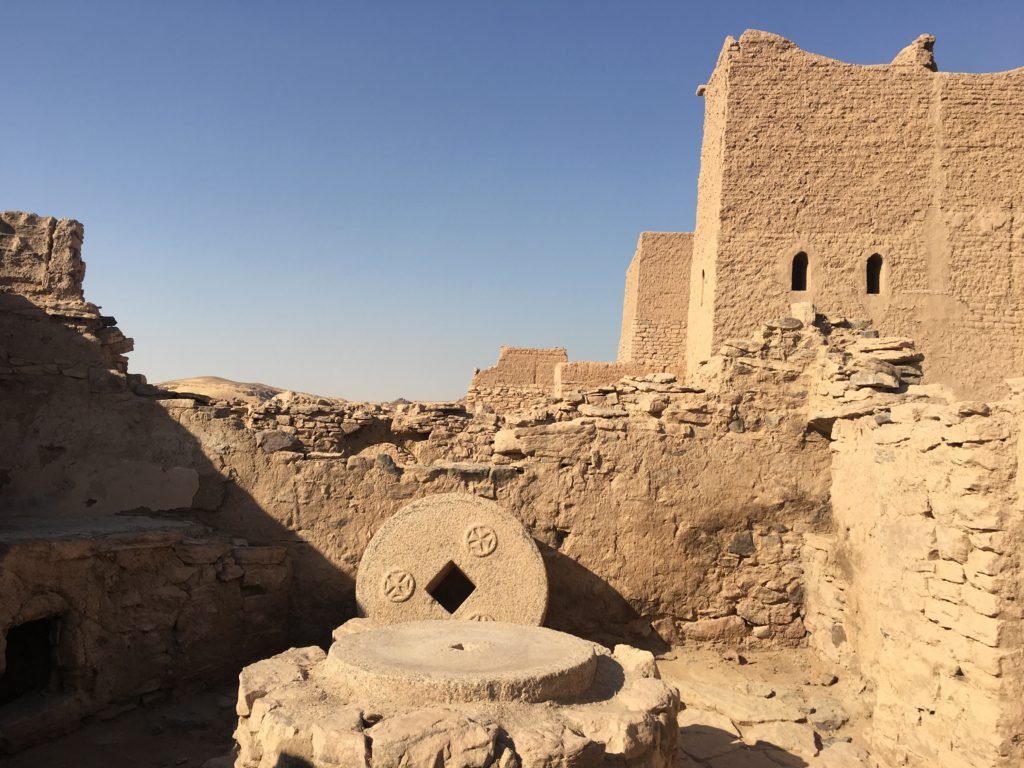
326, 620, 597, 705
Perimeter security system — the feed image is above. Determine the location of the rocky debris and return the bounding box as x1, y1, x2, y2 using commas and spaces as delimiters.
805, 322, 936, 436
663, 649, 870, 768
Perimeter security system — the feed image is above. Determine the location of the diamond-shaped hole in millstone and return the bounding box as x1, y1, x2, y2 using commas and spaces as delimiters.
426, 561, 476, 614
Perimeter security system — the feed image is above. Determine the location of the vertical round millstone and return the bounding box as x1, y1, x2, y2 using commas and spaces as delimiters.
355, 493, 548, 625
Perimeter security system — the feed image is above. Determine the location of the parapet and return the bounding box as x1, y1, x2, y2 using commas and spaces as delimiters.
470, 346, 569, 389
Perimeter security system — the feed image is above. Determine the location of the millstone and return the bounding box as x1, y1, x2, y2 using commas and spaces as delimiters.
355, 493, 548, 625
327, 620, 597, 704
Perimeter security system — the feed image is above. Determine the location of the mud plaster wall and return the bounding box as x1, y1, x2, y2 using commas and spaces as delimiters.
686, 31, 1024, 399
617, 232, 692, 371
804, 404, 1024, 768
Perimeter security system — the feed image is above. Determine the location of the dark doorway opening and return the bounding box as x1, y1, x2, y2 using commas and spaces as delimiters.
426, 562, 476, 614
0, 617, 60, 706
791, 252, 808, 291
867, 253, 883, 294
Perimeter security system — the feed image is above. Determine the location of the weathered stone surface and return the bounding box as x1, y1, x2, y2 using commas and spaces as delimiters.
355, 494, 548, 625
235, 622, 679, 768
326, 621, 597, 705
236, 646, 325, 716
368, 709, 497, 768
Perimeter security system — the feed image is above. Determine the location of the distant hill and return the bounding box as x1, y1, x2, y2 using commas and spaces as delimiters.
156, 376, 283, 404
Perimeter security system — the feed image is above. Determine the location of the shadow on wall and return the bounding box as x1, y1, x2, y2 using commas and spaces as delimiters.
0, 293, 353, 750
540, 544, 671, 655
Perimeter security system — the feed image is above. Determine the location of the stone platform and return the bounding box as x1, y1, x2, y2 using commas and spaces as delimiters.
326, 620, 597, 705
233, 619, 680, 768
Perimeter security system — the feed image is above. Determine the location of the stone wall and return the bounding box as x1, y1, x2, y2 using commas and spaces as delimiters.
172, 313, 836, 650
552, 360, 653, 399
803, 393, 1024, 767
686, 32, 1024, 398
0, 528, 290, 751
617, 232, 692, 370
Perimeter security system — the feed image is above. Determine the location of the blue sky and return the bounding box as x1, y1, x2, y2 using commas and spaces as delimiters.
3, 1, 1021, 400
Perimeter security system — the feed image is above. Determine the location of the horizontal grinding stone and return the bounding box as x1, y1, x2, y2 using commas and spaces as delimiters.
326, 620, 598, 704
356, 493, 548, 624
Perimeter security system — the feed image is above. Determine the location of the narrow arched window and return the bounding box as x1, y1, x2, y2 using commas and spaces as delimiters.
866, 254, 883, 294
700, 269, 705, 306
791, 252, 808, 291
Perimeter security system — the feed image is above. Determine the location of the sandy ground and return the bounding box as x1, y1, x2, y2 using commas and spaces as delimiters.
2, 646, 870, 768
1, 684, 236, 768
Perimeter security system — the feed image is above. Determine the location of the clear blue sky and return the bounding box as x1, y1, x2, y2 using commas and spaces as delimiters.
3, 1, 1021, 400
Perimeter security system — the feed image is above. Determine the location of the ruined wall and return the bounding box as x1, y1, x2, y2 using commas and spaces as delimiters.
552, 360, 652, 399
0, 212, 86, 307
0, 211, 133, 376
0, 531, 290, 752
171, 315, 834, 652
617, 232, 692, 370
687, 32, 1024, 398
0, 214, 309, 748
1, 216, 834, 670
804, 398, 1024, 767
466, 346, 567, 413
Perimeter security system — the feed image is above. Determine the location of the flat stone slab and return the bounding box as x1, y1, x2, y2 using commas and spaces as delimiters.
356, 493, 548, 624
327, 620, 597, 704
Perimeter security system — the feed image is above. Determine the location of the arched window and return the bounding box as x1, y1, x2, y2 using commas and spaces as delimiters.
866, 254, 883, 295
791, 252, 808, 291
700, 269, 705, 306
0, 219, 14, 236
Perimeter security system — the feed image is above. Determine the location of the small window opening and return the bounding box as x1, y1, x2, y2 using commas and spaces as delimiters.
791, 252, 808, 292
866, 254, 883, 295
0, 617, 60, 706
426, 561, 476, 614
700, 269, 705, 306
0, 219, 14, 236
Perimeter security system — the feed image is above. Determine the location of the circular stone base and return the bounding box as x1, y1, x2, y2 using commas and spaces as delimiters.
234, 620, 680, 768
327, 620, 597, 704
